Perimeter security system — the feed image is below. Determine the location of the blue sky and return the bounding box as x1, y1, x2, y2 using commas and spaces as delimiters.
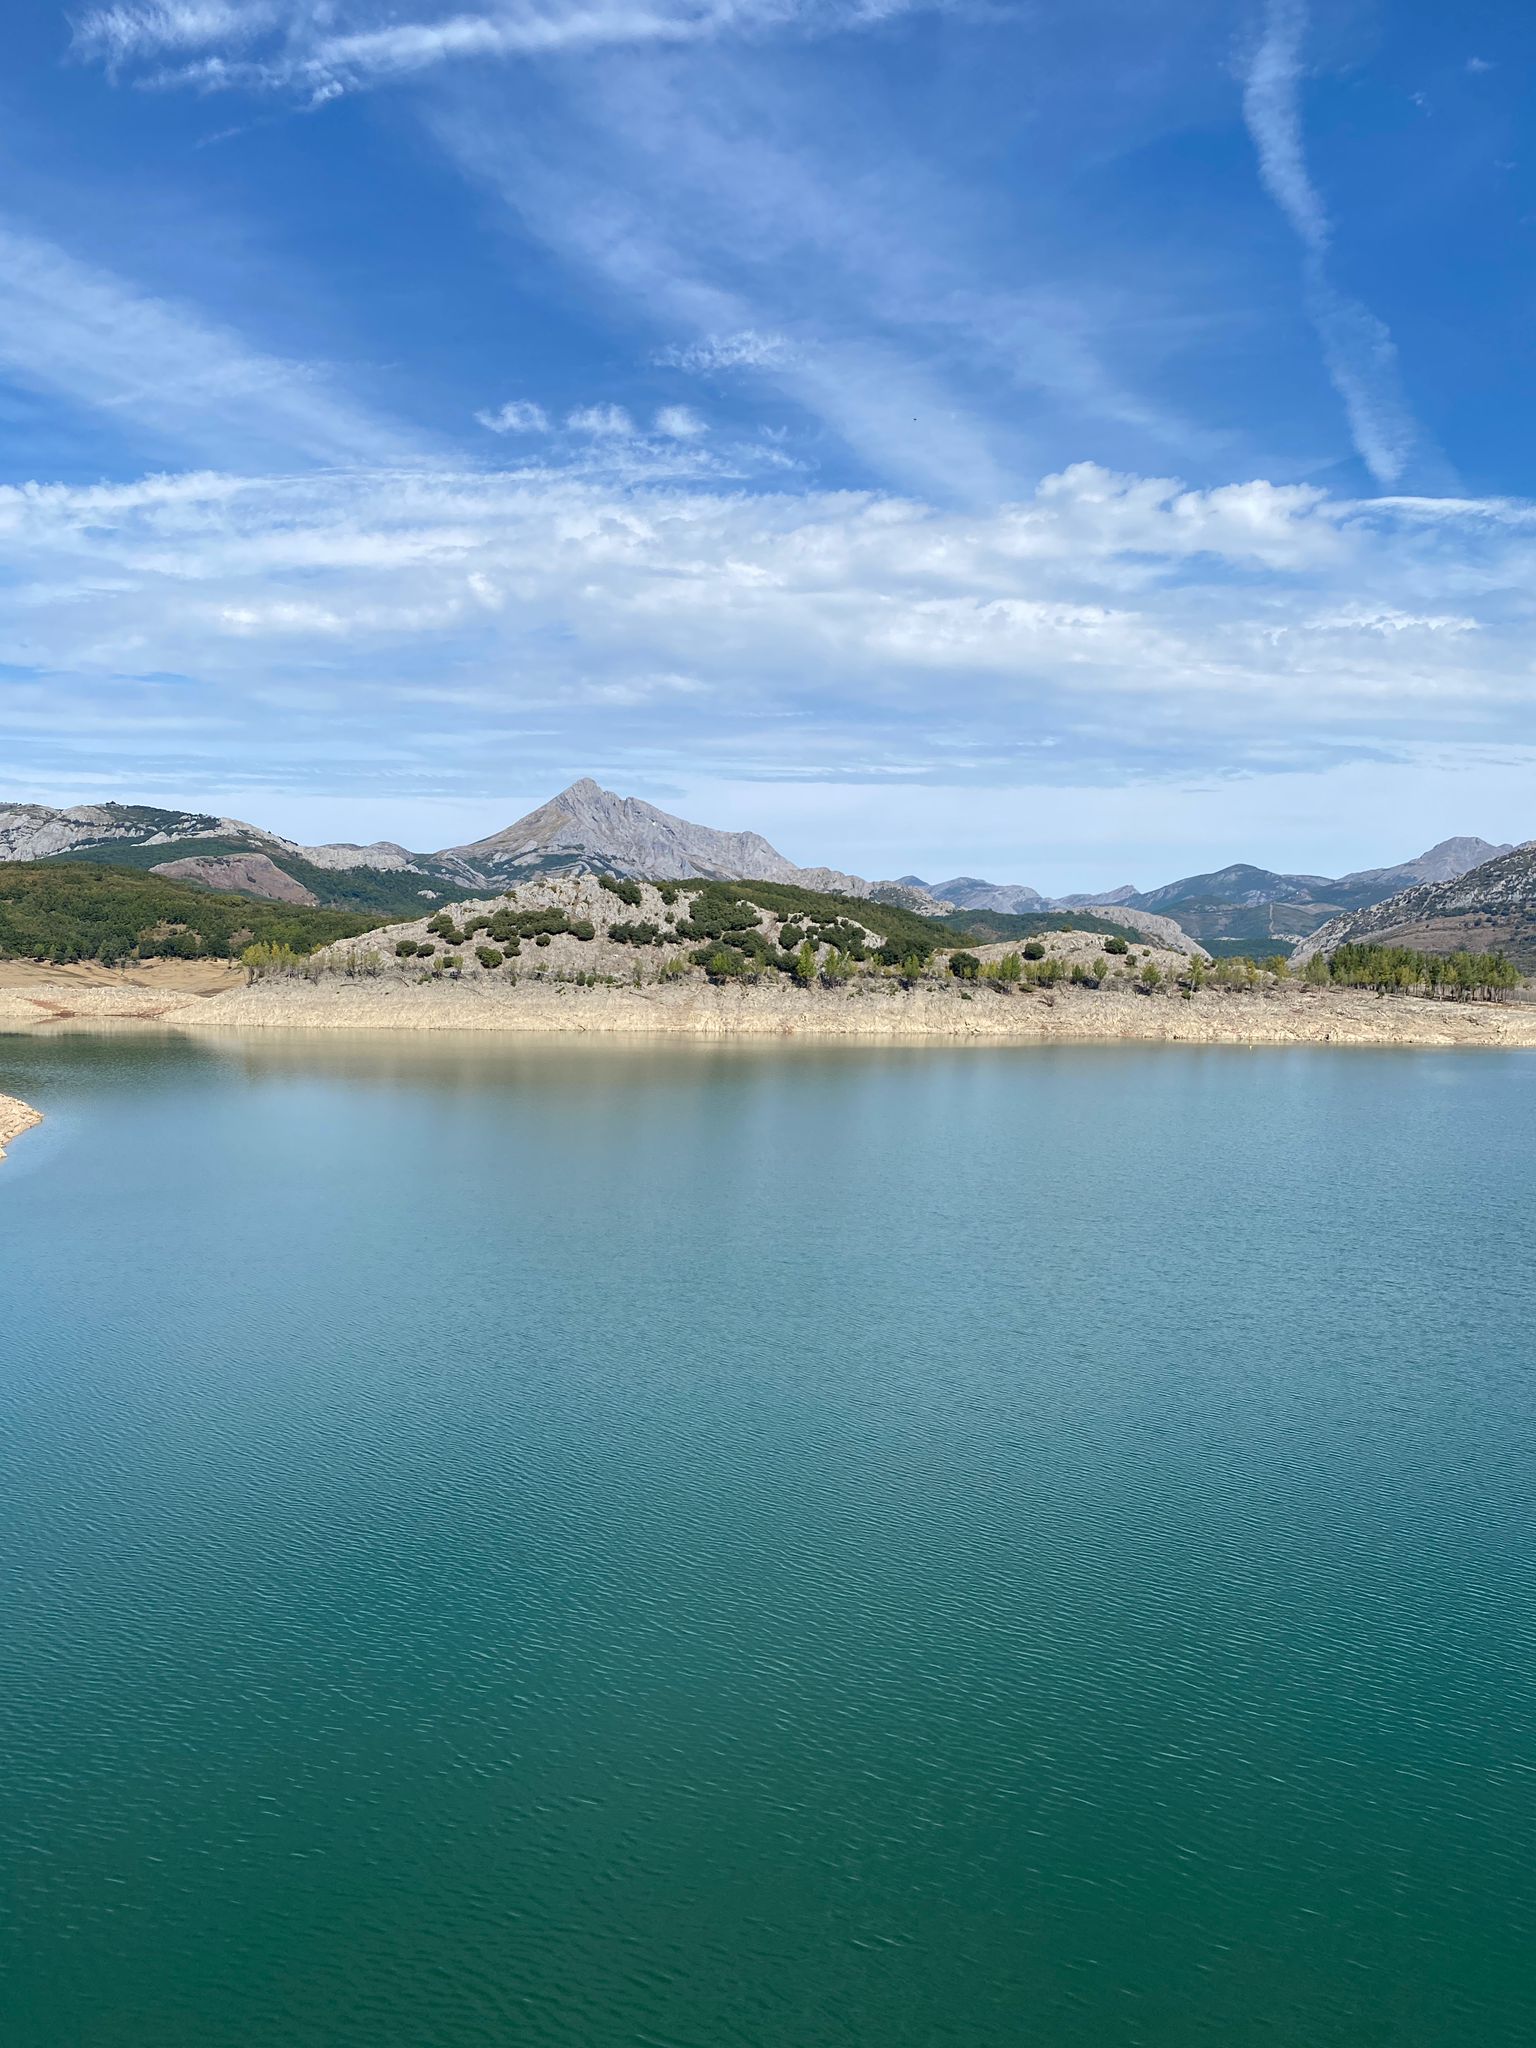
0, 0, 1532, 887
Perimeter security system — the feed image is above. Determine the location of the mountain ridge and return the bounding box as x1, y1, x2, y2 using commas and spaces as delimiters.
0, 790, 1520, 954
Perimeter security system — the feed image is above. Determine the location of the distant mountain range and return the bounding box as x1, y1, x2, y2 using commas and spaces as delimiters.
0, 786, 1522, 958
902, 839, 1515, 956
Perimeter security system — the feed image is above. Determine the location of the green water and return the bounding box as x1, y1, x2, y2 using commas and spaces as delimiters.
2, 1034, 1534, 2047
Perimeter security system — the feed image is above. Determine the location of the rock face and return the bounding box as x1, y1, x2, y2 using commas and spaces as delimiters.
151, 852, 320, 905
1291, 841, 1536, 970
0, 801, 230, 862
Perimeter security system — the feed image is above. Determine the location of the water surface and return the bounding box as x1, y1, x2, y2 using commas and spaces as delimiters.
3, 1034, 1534, 2046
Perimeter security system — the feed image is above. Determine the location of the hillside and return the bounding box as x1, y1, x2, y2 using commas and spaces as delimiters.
267, 874, 1192, 1000
0, 863, 376, 964
1291, 842, 1536, 971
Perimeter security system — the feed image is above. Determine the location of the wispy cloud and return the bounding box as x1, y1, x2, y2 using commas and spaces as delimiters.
475, 399, 550, 433
567, 402, 635, 435
655, 328, 794, 372
0, 218, 427, 471
74, 0, 952, 100
2, 459, 1531, 802
654, 404, 706, 438
1242, 0, 1418, 486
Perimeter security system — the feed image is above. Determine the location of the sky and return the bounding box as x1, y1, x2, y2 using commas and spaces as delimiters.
1, 0, 1533, 889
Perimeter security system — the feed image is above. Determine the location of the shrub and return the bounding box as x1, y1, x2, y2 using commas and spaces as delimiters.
415, 941, 435, 957
476, 946, 503, 968
1140, 961, 1163, 990
793, 938, 819, 984
443, 953, 463, 971
569, 919, 596, 941
1104, 935, 1130, 955
1022, 940, 1046, 961
949, 951, 981, 980
598, 875, 643, 906
395, 938, 419, 957
609, 921, 662, 946
536, 932, 551, 946
821, 948, 855, 984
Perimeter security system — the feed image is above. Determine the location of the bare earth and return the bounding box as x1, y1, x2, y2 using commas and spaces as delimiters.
2, 966, 1536, 1047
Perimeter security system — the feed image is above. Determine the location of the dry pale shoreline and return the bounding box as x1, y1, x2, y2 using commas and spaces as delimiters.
0, 1090, 43, 1161
3, 965, 1536, 1048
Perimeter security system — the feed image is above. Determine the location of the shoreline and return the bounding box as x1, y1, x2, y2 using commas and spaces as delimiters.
3, 969, 1536, 1048
0, 1091, 42, 1161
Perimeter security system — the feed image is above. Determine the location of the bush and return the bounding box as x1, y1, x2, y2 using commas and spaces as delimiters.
476, 946, 503, 968
443, 954, 463, 971
598, 875, 643, 906
949, 951, 981, 980
821, 948, 855, 984
1022, 941, 1045, 961
793, 938, 819, 985
395, 938, 419, 957
415, 941, 435, 957
609, 921, 662, 946
1104, 935, 1130, 955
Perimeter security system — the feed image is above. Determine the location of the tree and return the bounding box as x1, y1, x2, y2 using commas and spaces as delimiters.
949, 951, 981, 980
794, 939, 819, 984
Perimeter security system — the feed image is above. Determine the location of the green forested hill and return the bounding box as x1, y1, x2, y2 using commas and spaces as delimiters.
0, 863, 376, 963
43, 837, 479, 918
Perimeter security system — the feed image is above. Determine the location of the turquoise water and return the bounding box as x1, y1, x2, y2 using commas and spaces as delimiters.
2, 1033, 1534, 2047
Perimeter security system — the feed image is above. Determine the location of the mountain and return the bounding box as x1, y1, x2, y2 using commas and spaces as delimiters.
1291, 842, 1536, 971
437, 779, 870, 892
929, 876, 1048, 915
0, 802, 476, 917
896, 839, 1514, 959
1331, 837, 1513, 905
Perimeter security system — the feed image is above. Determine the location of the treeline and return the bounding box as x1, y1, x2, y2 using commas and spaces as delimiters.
1309, 943, 1520, 999
0, 862, 374, 964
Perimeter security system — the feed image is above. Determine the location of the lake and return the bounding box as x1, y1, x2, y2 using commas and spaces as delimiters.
3, 1033, 1534, 2046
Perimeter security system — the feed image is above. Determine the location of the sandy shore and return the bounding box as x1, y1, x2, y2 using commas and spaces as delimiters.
3, 967, 1536, 1047
0, 1091, 42, 1161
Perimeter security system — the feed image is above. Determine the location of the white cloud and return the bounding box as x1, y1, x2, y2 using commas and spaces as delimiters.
1242, 0, 1419, 486
2, 460, 1533, 814
655, 329, 794, 373
566, 403, 635, 436
475, 399, 550, 433
654, 404, 706, 439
